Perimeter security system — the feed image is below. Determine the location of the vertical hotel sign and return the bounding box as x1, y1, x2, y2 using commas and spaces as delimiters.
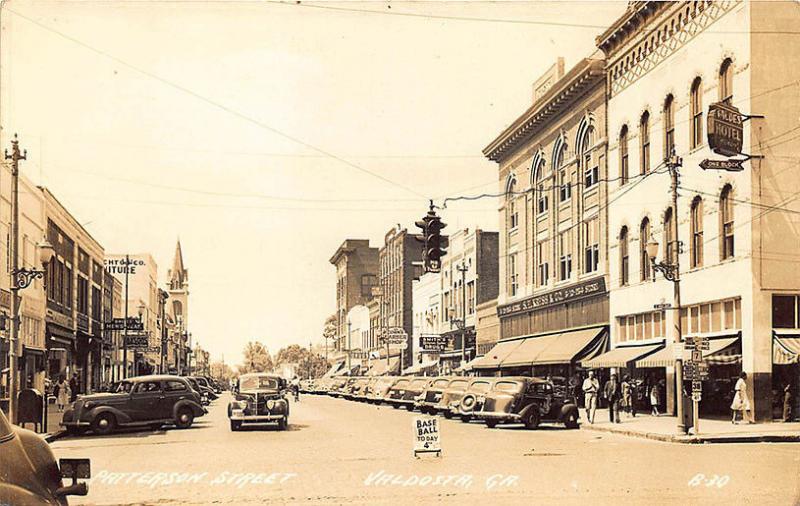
707, 101, 744, 157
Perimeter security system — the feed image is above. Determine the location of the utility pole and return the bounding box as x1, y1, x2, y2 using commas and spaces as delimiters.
123, 254, 130, 379
5, 134, 24, 424
669, 155, 686, 435
456, 259, 470, 366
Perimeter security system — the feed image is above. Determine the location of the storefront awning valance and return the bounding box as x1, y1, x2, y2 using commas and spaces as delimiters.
471, 339, 524, 369
402, 358, 439, 376
581, 342, 664, 369
367, 357, 400, 376
323, 361, 345, 378
774, 332, 800, 365
455, 356, 482, 372
635, 336, 740, 368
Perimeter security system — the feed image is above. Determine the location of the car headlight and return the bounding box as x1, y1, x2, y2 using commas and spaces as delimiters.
266, 399, 276, 410
84, 402, 94, 409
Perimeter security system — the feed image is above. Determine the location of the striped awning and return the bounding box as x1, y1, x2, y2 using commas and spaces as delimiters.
472, 339, 524, 369
402, 358, 439, 376
636, 336, 740, 368
474, 326, 608, 369
774, 332, 800, 365
581, 342, 665, 369
367, 357, 400, 376
323, 361, 345, 378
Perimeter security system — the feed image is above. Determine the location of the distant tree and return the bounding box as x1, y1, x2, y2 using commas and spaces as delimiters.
209, 361, 234, 383
273, 344, 330, 379
240, 341, 274, 373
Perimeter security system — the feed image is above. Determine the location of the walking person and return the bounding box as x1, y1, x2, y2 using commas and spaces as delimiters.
55, 375, 70, 412
621, 375, 632, 418
604, 373, 621, 423
731, 371, 754, 424
69, 372, 79, 403
650, 381, 661, 416
582, 370, 600, 424
784, 383, 793, 423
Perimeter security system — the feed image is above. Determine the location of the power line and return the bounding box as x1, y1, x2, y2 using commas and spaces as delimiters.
6, 8, 427, 200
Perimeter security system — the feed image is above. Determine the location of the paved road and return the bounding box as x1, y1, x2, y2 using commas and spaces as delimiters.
51, 392, 800, 505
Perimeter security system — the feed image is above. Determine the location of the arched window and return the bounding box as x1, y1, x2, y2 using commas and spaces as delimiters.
620, 125, 629, 185
640, 111, 650, 174
690, 196, 704, 268
663, 94, 675, 158
534, 158, 549, 215
506, 176, 518, 230
721, 185, 734, 259
620, 226, 629, 286
690, 77, 703, 149
663, 207, 674, 264
719, 59, 733, 103
640, 218, 651, 281
580, 127, 598, 188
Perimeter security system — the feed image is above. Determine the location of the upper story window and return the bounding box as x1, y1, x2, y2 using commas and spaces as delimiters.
361, 274, 377, 296
690, 197, 704, 268
579, 126, 598, 188
663, 207, 675, 264
558, 231, 572, 281
559, 169, 571, 202
533, 158, 549, 215
640, 111, 650, 174
663, 94, 675, 158
720, 184, 735, 259
537, 240, 550, 287
506, 176, 519, 230
620, 226, 629, 286
619, 125, 629, 185
508, 253, 519, 297
640, 217, 651, 282
583, 218, 599, 274
719, 58, 733, 104
690, 77, 703, 149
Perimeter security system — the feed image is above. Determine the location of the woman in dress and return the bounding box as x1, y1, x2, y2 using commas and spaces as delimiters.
55, 374, 70, 412
731, 371, 754, 424
621, 376, 632, 417
650, 381, 660, 416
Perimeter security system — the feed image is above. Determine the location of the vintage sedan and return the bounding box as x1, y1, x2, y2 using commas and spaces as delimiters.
354, 377, 379, 402
228, 373, 289, 431
474, 377, 580, 429
415, 377, 453, 414
327, 378, 349, 398
61, 375, 206, 435
452, 377, 496, 423
366, 376, 399, 404
386, 377, 432, 411
0, 408, 91, 505
433, 377, 470, 418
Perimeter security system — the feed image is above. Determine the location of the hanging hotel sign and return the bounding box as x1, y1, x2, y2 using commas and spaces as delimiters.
497, 277, 606, 318
707, 101, 744, 157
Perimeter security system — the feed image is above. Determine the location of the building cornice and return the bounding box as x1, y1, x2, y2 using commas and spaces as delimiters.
596, 1, 664, 56
483, 58, 605, 163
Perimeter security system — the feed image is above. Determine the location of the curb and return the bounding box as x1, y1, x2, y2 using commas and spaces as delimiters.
580, 423, 800, 444
44, 430, 67, 443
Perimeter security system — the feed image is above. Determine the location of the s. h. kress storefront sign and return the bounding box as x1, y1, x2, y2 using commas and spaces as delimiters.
497, 277, 607, 318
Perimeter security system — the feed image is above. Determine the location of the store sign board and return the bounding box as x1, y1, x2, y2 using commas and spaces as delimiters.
707, 101, 744, 157
419, 335, 451, 352
497, 277, 606, 318
125, 334, 150, 349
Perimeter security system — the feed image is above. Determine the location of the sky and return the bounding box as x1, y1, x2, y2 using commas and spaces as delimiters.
0, 0, 624, 366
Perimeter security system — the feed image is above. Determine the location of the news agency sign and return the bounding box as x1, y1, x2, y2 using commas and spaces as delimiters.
707, 101, 744, 157
497, 277, 606, 318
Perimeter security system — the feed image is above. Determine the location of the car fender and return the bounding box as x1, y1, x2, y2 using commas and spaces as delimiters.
15, 428, 64, 497
174, 399, 205, 418
88, 405, 133, 425
558, 403, 579, 422
517, 402, 538, 420
0, 482, 62, 506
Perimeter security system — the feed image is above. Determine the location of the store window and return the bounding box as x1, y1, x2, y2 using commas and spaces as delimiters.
773, 295, 799, 329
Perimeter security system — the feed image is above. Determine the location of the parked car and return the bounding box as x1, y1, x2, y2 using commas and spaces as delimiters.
341, 377, 364, 400
61, 375, 206, 436
353, 377, 378, 402
0, 408, 91, 505
183, 377, 210, 405
434, 377, 470, 419
228, 373, 289, 431
327, 378, 349, 398
386, 377, 432, 411
452, 377, 496, 423
366, 376, 399, 404
415, 377, 453, 414
474, 377, 580, 429
190, 377, 218, 400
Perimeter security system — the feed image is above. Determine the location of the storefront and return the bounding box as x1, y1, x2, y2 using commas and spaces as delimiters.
773, 331, 800, 421
437, 328, 475, 374
46, 321, 75, 383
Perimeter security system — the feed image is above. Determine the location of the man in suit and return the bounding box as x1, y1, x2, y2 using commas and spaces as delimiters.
604, 373, 621, 424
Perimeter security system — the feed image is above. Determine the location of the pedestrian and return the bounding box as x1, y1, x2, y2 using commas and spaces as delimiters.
784, 383, 793, 423
55, 375, 70, 412
621, 375, 632, 417
604, 373, 621, 423
69, 372, 79, 403
650, 381, 661, 416
731, 371, 754, 424
582, 370, 600, 424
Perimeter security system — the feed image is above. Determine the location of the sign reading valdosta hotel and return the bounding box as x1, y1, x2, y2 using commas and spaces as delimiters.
497, 278, 607, 318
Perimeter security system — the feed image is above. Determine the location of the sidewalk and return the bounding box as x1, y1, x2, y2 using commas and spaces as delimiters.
44, 402, 66, 442
580, 411, 800, 443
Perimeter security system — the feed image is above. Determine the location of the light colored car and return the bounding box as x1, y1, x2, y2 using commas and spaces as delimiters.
434, 377, 470, 419
228, 373, 289, 431
452, 377, 497, 423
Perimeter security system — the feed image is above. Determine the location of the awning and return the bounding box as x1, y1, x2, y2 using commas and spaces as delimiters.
402, 358, 439, 376
323, 361, 345, 378
636, 336, 740, 368
533, 326, 608, 365
455, 356, 482, 372
774, 332, 800, 365
367, 357, 400, 376
472, 339, 524, 369
581, 342, 664, 369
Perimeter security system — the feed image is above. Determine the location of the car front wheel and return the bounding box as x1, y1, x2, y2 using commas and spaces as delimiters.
175, 408, 194, 429
230, 420, 241, 431
92, 413, 116, 436
524, 411, 541, 430
564, 410, 579, 429
277, 416, 288, 431
460, 415, 471, 423
485, 419, 498, 428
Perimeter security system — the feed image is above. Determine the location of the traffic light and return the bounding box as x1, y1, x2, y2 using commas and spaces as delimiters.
415, 201, 447, 273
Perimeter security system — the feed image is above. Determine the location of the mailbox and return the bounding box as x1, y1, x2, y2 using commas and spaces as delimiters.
17, 388, 44, 431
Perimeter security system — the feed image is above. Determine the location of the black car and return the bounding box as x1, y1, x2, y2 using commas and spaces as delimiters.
474, 376, 580, 429
61, 375, 207, 435
228, 373, 290, 431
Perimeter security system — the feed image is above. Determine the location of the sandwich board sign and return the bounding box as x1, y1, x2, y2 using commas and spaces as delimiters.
413, 416, 441, 458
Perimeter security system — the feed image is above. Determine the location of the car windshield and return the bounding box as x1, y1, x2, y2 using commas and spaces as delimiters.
114, 381, 134, 393
449, 380, 468, 391
239, 375, 280, 390
494, 381, 522, 392
410, 379, 429, 389
470, 381, 491, 393
433, 379, 450, 388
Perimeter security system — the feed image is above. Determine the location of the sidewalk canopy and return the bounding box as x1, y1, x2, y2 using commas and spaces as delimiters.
474, 326, 607, 369
367, 357, 400, 376
581, 342, 664, 369
402, 358, 438, 376
455, 356, 482, 373
472, 339, 524, 370
323, 361, 345, 378
774, 332, 800, 365
635, 335, 740, 368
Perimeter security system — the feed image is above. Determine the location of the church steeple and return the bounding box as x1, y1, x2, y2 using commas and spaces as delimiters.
168, 239, 188, 291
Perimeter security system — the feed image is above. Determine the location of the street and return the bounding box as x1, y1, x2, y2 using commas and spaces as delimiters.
51, 393, 800, 506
